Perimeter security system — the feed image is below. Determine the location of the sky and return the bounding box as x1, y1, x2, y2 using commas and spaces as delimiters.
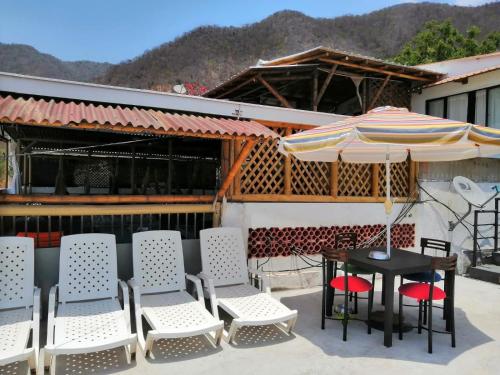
0, 0, 495, 63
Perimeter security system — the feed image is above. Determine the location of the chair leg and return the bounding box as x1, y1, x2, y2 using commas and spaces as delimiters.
354, 292, 358, 314
49, 355, 56, 375
367, 287, 374, 334
423, 300, 428, 325
331, 266, 337, 313
227, 322, 239, 344
321, 261, 326, 330
451, 296, 456, 348
399, 293, 404, 340
418, 300, 423, 334
428, 299, 433, 354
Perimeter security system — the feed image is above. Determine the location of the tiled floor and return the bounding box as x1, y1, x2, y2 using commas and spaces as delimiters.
3, 275, 500, 375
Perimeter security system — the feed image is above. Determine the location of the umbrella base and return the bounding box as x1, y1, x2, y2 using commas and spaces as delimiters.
368, 250, 390, 260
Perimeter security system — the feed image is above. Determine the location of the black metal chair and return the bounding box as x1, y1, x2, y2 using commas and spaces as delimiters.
402, 237, 451, 323
321, 247, 375, 341
330, 233, 375, 315
398, 254, 457, 353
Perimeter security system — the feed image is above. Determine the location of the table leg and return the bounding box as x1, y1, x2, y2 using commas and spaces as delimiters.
381, 275, 386, 305
383, 274, 395, 347
325, 260, 334, 316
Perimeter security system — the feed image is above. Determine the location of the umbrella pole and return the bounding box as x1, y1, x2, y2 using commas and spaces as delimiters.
367, 157, 392, 261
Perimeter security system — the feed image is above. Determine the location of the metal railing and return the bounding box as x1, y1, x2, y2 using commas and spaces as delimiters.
0, 204, 216, 245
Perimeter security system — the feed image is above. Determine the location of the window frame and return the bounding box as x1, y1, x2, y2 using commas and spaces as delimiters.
425, 83, 500, 127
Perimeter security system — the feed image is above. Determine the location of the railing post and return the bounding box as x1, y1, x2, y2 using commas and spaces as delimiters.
472, 210, 479, 267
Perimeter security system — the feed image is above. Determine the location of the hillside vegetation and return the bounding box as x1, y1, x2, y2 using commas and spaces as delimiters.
1, 2, 499, 90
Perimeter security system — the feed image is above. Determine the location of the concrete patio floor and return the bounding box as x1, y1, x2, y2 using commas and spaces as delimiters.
3, 275, 500, 375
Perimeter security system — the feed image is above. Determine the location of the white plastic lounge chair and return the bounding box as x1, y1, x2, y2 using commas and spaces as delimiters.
39, 234, 136, 375
0, 237, 40, 373
199, 227, 298, 343
129, 230, 223, 357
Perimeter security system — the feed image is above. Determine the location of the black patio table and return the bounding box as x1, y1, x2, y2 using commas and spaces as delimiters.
324, 247, 432, 347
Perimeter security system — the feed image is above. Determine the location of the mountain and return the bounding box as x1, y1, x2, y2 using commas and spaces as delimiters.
1, 2, 499, 90
0, 43, 112, 82
99, 2, 500, 90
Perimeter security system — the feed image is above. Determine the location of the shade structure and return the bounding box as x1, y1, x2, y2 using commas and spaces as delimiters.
279, 106, 500, 163
278, 106, 500, 259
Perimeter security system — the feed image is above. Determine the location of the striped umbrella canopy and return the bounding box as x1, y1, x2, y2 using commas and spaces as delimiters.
278, 106, 500, 260
279, 106, 500, 163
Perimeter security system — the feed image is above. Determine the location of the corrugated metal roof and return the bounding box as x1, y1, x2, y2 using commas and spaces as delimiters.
0, 95, 278, 139
425, 65, 500, 87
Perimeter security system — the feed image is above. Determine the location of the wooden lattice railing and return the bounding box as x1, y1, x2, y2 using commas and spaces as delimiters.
222, 123, 417, 203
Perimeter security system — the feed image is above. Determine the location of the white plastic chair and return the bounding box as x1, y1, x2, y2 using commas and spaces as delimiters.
129, 230, 223, 358
199, 227, 298, 343
39, 234, 136, 375
0, 237, 40, 373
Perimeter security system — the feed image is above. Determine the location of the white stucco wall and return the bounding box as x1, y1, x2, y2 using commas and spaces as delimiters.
221, 201, 416, 288
411, 69, 500, 116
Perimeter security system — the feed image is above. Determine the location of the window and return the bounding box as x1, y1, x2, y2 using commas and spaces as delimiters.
447, 94, 468, 122
475, 90, 487, 125
487, 87, 500, 129
425, 85, 500, 128
427, 98, 445, 118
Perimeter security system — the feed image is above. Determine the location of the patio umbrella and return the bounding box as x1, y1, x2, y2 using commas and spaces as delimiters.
279, 106, 500, 260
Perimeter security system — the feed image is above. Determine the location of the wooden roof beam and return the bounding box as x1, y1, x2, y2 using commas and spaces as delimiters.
319, 57, 432, 82
315, 64, 338, 108
368, 75, 390, 110
257, 75, 293, 108
215, 76, 257, 99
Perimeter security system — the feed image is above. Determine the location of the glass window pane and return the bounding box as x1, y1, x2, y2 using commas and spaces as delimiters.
427, 99, 444, 118
488, 87, 500, 129
475, 89, 487, 125
447, 93, 468, 122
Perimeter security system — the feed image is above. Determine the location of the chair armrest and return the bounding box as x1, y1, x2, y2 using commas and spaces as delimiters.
46, 285, 58, 346
197, 272, 219, 320
118, 280, 131, 332
185, 274, 204, 303
248, 267, 271, 294
32, 287, 41, 353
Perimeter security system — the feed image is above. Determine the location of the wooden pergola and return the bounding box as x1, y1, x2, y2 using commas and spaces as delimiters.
205, 47, 443, 114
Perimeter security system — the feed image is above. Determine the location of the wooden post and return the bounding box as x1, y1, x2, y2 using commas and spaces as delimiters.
130, 146, 136, 194
284, 127, 292, 195
167, 139, 173, 195
216, 139, 256, 200
316, 64, 338, 109
228, 140, 235, 197
372, 164, 380, 197
362, 79, 368, 114
368, 75, 390, 110
212, 202, 221, 227
312, 70, 318, 111
257, 75, 292, 109
409, 161, 417, 198
330, 161, 338, 198
233, 140, 242, 196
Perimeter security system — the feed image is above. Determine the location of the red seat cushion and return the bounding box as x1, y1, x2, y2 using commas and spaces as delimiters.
330, 275, 373, 293
399, 282, 446, 301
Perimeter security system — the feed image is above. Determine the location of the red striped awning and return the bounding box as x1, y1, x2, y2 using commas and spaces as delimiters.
0, 95, 278, 139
